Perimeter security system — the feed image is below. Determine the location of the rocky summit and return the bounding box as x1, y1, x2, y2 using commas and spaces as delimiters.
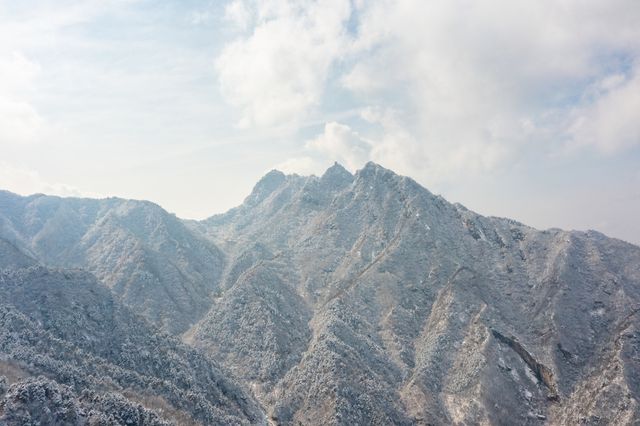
1, 162, 639, 425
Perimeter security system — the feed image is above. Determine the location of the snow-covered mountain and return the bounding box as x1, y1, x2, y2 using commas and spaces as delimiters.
0, 191, 224, 334
0, 267, 265, 424
1, 162, 639, 424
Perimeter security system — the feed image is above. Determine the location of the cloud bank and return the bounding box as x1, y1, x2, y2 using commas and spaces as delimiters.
217, 0, 640, 180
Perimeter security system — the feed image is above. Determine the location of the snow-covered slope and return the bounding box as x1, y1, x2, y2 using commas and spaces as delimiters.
189, 162, 640, 424
1, 163, 639, 425
0, 266, 265, 425
0, 191, 224, 333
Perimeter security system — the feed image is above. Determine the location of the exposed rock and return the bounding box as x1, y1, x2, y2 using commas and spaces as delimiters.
491, 329, 559, 399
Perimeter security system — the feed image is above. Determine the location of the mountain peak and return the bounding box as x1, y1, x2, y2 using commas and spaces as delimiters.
320, 162, 353, 190
356, 161, 397, 183
362, 161, 385, 170
260, 169, 286, 182
324, 161, 350, 175
246, 169, 287, 205
360, 161, 395, 175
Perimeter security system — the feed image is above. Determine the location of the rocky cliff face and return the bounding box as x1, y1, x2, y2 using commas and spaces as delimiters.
1, 163, 639, 425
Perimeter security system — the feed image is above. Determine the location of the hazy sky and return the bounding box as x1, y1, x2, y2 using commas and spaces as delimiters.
1, 0, 639, 244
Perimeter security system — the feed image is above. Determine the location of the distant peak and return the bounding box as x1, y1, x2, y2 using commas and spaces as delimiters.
352, 161, 434, 198
322, 162, 351, 178
262, 169, 286, 181
363, 161, 383, 170
320, 161, 353, 190
255, 169, 286, 190
357, 161, 395, 180
246, 169, 287, 206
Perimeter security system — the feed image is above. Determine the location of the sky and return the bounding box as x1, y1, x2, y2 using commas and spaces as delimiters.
1, 0, 639, 244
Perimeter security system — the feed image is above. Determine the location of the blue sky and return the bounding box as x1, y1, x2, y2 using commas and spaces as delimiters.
1, 0, 639, 244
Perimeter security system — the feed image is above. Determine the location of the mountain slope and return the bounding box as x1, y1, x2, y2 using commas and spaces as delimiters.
188, 162, 640, 424
0, 191, 224, 333
1, 163, 638, 425
0, 237, 36, 270
0, 266, 266, 425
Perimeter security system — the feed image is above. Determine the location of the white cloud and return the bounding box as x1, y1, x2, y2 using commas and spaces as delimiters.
341, 0, 640, 179
305, 122, 371, 171
215, 0, 353, 127
279, 110, 515, 182
190, 10, 214, 25
0, 51, 40, 94
224, 0, 253, 30
0, 52, 43, 145
0, 1, 119, 147
274, 121, 372, 175
568, 67, 640, 153
0, 99, 43, 145
0, 162, 92, 198
363, 107, 511, 181
219, 0, 640, 182
273, 156, 323, 175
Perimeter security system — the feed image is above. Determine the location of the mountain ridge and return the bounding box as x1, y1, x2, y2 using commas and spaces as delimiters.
1, 161, 636, 246
1, 162, 639, 424
186, 162, 640, 423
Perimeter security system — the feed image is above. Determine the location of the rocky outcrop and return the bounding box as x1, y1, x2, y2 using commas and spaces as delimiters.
492, 329, 559, 399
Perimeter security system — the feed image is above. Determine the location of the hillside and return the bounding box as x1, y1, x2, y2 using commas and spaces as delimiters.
189, 162, 640, 424
1, 163, 639, 424
0, 192, 224, 334
0, 267, 265, 425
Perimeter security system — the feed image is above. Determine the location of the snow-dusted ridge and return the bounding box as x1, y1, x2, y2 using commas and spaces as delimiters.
1, 162, 639, 424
